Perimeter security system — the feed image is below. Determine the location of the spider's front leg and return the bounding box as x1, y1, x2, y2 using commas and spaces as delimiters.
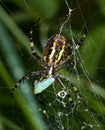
58, 74, 82, 99
56, 78, 74, 107
11, 71, 42, 96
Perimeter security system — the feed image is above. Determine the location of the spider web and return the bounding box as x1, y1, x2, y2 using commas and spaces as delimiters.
27, 0, 105, 129
32, 1, 105, 129
0, 0, 105, 130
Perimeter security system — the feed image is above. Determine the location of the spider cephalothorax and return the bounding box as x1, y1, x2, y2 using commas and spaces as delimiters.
11, 26, 87, 106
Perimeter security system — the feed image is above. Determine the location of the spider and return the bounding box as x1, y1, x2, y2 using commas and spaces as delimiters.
11, 26, 87, 106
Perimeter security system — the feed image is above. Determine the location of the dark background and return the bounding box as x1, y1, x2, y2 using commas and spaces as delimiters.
0, 0, 105, 130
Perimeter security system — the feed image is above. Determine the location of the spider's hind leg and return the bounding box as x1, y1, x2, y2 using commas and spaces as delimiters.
75, 24, 88, 51
29, 30, 43, 63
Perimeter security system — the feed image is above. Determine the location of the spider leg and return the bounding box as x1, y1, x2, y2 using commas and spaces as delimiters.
70, 25, 88, 57
19, 49, 44, 66
29, 30, 43, 62
11, 71, 42, 96
75, 25, 88, 51
56, 78, 74, 107
55, 56, 70, 71
57, 74, 82, 101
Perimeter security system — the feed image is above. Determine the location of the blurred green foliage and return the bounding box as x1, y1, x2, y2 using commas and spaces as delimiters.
0, 0, 105, 130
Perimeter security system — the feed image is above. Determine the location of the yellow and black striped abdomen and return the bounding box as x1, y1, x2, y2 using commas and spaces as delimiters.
43, 34, 67, 66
